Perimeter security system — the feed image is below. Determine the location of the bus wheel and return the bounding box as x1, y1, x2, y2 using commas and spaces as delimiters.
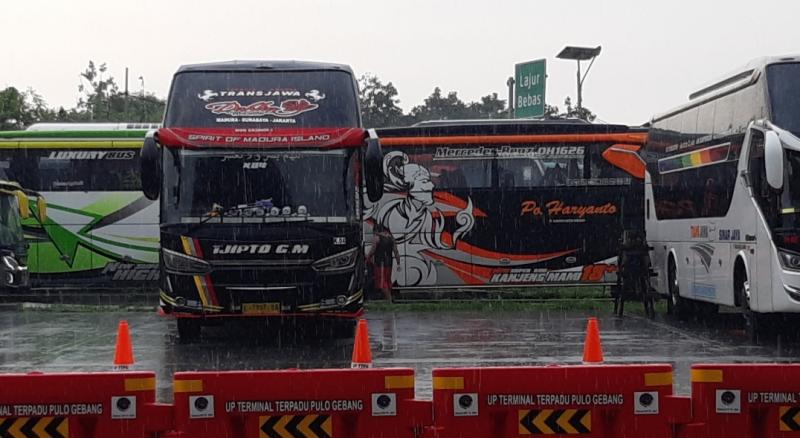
642, 279, 656, 319
177, 318, 201, 342
667, 257, 691, 319
736, 274, 771, 343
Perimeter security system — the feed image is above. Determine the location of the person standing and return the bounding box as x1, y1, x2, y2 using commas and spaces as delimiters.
368, 223, 401, 301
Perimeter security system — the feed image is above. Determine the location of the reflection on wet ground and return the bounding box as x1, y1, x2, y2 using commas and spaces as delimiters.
1, 306, 798, 402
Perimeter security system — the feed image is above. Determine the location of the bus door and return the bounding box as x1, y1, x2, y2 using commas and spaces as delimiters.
745, 128, 771, 311
0, 142, 33, 268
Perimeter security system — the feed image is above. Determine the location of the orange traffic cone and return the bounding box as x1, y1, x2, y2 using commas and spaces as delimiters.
113, 320, 135, 370
351, 319, 373, 369
582, 317, 604, 363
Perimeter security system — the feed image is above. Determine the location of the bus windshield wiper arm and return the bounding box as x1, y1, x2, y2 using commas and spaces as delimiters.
186, 203, 314, 232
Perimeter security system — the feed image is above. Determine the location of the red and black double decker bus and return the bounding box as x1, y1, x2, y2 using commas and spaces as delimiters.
368, 120, 647, 291
141, 61, 383, 339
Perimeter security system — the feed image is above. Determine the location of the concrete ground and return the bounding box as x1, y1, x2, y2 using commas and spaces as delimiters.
0, 304, 796, 402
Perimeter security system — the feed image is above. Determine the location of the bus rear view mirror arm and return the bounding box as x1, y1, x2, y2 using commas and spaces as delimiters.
364, 130, 384, 203
765, 130, 784, 190
141, 134, 162, 201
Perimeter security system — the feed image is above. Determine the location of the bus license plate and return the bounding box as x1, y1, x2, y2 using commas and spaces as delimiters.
242, 303, 281, 315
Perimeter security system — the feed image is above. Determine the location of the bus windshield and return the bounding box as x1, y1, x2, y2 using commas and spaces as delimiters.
163, 149, 358, 224
767, 63, 800, 138
165, 71, 359, 129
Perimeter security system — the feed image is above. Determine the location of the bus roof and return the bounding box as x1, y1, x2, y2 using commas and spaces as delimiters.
376, 120, 647, 146
175, 60, 355, 74
652, 54, 800, 123
0, 129, 149, 140
26, 123, 160, 132
412, 118, 591, 127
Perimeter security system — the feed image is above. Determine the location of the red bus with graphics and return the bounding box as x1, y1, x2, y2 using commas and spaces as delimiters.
368, 120, 647, 290
140, 61, 383, 339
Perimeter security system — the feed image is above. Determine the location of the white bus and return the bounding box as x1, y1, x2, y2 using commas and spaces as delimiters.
644, 55, 800, 339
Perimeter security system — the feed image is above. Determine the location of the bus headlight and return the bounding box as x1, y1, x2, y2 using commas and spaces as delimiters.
163, 248, 211, 275
312, 247, 358, 273
2, 255, 19, 271
779, 249, 800, 271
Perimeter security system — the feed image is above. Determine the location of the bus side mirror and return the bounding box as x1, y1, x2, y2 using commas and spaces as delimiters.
141, 134, 162, 201
765, 130, 784, 190
365, 136, 384, 203
36, 196, 47, 223
13, 191, 30, 219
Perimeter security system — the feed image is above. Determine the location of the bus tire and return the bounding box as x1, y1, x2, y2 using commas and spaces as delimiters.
177, 318, 201, 342
736, 269, 772, 343
667, 256, 691, 319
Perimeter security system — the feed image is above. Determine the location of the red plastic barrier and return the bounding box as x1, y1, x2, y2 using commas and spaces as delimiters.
429, 364, 690, 437
0, 371, 172, 437
171, 368, 431, 437
680, 363, 800, 438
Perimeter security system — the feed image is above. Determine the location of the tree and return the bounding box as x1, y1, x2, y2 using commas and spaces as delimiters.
76, 60, 165, 123
0, 87, 61, 129
540, 97, 596, 121
468, 93, 507, 119
560, 96, 596, 122
24, 88, 58, 123
358, 74, 404, 128
543, 103, 561, 119
78, 61, 119, 121
0, 87, 30, 129
407, 87, 474, 124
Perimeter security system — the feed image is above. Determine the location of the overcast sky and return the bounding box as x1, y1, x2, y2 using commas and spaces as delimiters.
3, 0, 799, 125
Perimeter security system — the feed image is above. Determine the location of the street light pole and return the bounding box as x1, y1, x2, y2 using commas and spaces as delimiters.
556, 46, 601, 117
506, 76, 515, 119
576, 60, 582, 112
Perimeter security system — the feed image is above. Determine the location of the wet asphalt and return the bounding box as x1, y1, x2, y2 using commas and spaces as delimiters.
0, 304, 797, 402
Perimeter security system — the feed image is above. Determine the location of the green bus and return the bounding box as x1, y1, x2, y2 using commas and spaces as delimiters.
0, 124, 160, 289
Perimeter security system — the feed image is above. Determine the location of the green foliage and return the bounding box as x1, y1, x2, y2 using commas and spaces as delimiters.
469, 92, 507, 119
359, 77, 510, 128
407, 87, 473, 123
542, 97, 597, 121
1, 60, 165, 129
0, 87, 30, 129
0, 87, 63, 129
5, 68, 595, 130
358, 74, 404, 128
76, 61, 164, 123
357, 75, 597, 128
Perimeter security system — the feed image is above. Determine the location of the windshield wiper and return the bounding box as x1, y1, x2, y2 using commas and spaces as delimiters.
185, 204, 250, 232
186, 203, 315, 233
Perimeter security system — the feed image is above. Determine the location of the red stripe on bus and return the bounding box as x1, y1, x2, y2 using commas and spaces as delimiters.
379, 133, 648, 146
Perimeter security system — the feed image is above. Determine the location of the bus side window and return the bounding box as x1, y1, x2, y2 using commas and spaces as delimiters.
89, 149, 140, 191
0, 149, 14, 182
8, 149, 40, 190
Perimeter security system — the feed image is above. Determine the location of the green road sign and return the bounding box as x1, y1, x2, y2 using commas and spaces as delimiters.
515, 59, 546, 118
